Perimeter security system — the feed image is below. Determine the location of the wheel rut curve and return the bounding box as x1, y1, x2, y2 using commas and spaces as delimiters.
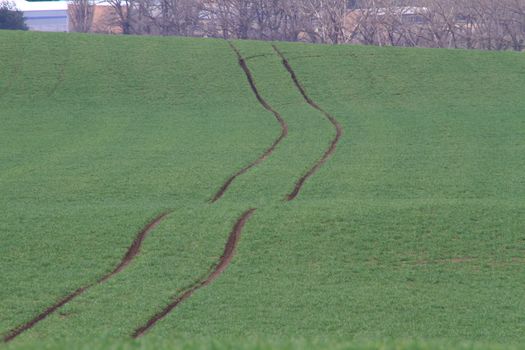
131, 42, 289, 336
4, 41, 339, 342
3, 212, 170, 343
272, 45, 343, 201
3, 41, 270, 343
132, 208, 256, 338
210, 42, 288, 203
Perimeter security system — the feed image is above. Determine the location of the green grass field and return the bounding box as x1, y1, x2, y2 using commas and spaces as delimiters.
1, 30, 524, 349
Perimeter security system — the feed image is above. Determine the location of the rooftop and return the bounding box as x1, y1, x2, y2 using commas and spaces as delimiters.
12, 0, 68, 12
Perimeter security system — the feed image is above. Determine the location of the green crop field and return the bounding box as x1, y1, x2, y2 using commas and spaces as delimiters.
0, 30, 524, 350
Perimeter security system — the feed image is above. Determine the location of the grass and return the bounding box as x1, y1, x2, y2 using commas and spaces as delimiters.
1, 30, 524, 349
6, 336, 525, 350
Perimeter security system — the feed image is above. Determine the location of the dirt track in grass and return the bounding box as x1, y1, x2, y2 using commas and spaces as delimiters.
4, 41, 340, 342
272, 45, 343, 201
132, 208, 256, 338
3, 42, 274, 342
132, 42, 344, 336
132, 42, 289, 337
3, 212, 170, 343
210, 42, 289, 203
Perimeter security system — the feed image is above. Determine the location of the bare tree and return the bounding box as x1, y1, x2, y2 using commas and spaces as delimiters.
346, 0, 525, 50
300, 0, 348, 43
349, 4, 382, 45
77, 0, 525, 51
146, 0, 203, 35
203, 0, 257, 39
249, 0, 312, 41
68, 0, 94, 33
106, 0, 135, 34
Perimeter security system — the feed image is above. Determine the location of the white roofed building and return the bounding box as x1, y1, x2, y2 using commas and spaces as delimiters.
13, 0, 68, 32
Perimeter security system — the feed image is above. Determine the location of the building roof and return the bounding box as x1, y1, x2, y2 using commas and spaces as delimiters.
12, 0, 68, 12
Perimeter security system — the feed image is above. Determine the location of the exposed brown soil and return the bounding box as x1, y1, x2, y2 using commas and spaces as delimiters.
4, 42, 340, 343
210, 43, 289, 203
3, 286, 86, 343
272, 45, 343, 201
132, 208, 256, 338
98, 212, 170, 283
3, 212, 170, 343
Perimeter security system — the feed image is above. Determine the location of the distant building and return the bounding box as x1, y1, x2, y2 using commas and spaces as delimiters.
24, 9, 68, 31
13, 0, 68, 32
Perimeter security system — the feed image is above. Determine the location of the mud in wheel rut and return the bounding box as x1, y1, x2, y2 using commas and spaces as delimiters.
132, 42, 287, 337
3, 42, 277, 342
131, 42, 339, 337
132, 208, 256, 338
272, 45, 343, 201
2, 212, 170, 343
4, 41, 342, 343
210, 42, 288, 203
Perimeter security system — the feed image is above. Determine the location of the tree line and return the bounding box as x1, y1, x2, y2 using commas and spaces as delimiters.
69, 0, 525, 51
0, 0, 28, 30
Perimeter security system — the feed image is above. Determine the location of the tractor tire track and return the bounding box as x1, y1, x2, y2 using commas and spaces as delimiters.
131, 42, 272, 337
210, 42, 288, 203
3, 212, 170, 343
5, 42, 321, 343
272, 45, 343, 201
4, 41, 269, 341
132, 208, 256, 338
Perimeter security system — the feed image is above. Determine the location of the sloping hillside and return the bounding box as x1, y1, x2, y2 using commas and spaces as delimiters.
1, 30, 524, 349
